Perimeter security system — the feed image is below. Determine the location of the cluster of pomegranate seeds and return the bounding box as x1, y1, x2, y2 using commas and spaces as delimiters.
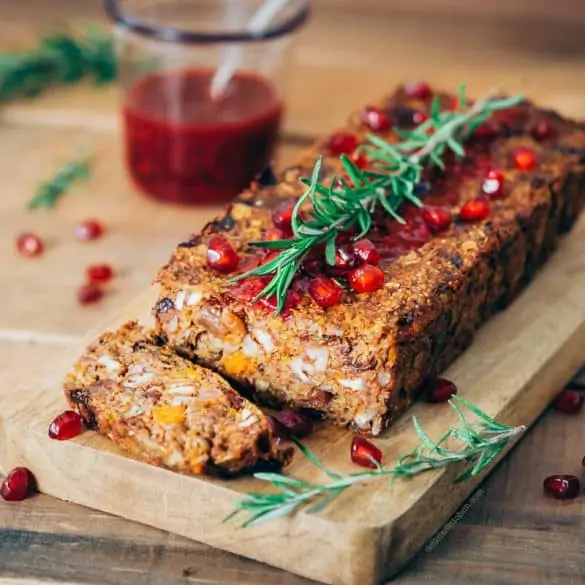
348, 264, 384, 293
87, 263, 114, 284
1, 467, 36, 502
16, 232, 44, 257
459, 197, 491, 222
421, 206, 452, 234
482, 168, 505, 199
426, 378, 458, 403
403, 81, 432, 100
74, 218, 104, 242
553, 389, 584, 414
351, 436, 383, 469
327, 132, 359, 156
271, 409, 313, 439
512, 147, 537, 171
361, 106, 391, 132
206, 235, 240, 273
308, 275, 343, 308
48, 410, 84, 440
530, 118, 556, 141
543, 474, 580, 500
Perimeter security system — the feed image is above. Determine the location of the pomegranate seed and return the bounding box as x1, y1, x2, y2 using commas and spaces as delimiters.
16, 232, 44, 257
543, 474, 580, 500
553, 390, 584, 414
86, 263, 114, 284
404, 81, 432, 100
206, 236, 240, 273
257, 290, 301, 313
459, 197, 491, 222
272, 409, 313, 438
414, 111, 429, 125
448, 96, 460, 111
327, 132, 359, 156
351, 436, 383, 469
308, 275, 344, 308
426, 378, 458, 403
230, 276, 269, 302
1, 467, 36, 502
482, 168, 505, 198
348, 265, 384, 293
512, 147, 537, 171
235, 255, 261, 275
353, 239, 380, 265
531, 118, 557, 141
335, 245, 359, 270
75, 219, 104, 241
272, 204, 295, 230
48, 410, 84, 440
361, 106, 391, 132
351, 151, 369, 170
421, 206, 452, 234
474, 121, 500, 140
77, 283, 104, 305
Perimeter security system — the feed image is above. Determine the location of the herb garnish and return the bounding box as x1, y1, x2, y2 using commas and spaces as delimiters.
28, 151, 92, 210
226, 396, 525, 527
230, 87, 523, 313
0, 25, 116, 103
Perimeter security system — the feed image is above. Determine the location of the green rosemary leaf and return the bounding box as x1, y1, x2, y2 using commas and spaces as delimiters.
325, 236, 337, 266
28, 153, 92, 210
293, 439, 343, 481
253, 473, 313, 489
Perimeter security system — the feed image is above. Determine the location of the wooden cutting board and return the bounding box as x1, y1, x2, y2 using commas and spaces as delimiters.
2, 216, 585, 585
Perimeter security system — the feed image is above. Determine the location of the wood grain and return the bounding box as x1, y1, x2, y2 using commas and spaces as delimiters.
2, 217, 585, 585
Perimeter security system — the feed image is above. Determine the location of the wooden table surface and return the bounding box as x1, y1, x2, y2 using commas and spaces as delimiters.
2, 2, 585, 584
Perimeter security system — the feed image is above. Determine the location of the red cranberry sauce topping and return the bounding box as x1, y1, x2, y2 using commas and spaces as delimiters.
225, 96, 545, 309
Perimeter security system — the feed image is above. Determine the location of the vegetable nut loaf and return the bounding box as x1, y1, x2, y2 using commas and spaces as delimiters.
63, 321, 291, 475
152, 85, 585, 436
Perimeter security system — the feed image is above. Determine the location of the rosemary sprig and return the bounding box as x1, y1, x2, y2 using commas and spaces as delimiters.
28, 151, 92, 210
226, 396, 525, 528
230, 87, 523, 313
0, 25, 116, 102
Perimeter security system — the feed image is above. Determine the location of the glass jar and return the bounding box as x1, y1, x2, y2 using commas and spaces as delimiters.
104, 0, 310, 206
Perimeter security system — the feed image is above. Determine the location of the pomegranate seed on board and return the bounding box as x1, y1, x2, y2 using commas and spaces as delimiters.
308, 275, 344, 308
459, 197, 491, 222
348, 265, 384, 293
482, 168, 505, 199
48, 410, 84, 440
16, 232, 44, 257
512, 147, 537, 171
361, 106, 391, 132
0, 467, 36, 502
421, 206, 452, 234
426, 378, 458, 403
326, 132, 359, 156
272, 409, 313, 438
553, 390, 584, 414
351, 436, 383, 469
75, 219, 104, 241
531, 118, 557, 141
543, 474, 580, 500
206, 236, 240, 273
403, 81, 432, 100
77, 283, 104, 305
353, 239, 380, 265
86, 263, 114, 284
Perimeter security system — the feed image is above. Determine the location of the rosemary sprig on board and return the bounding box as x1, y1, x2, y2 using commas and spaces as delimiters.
28, 151, 93, 210
230, 87, 523, 313
226, 396, 525, 528
0, 25, 116, 102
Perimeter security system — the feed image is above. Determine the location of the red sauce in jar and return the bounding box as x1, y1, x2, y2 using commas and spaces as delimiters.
123, 68, 283, 205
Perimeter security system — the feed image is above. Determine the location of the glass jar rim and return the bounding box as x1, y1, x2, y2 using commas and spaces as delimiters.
104, 0, 311, 44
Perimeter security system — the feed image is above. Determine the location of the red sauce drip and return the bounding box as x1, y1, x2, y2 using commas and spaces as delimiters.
123, 69, 283, 205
